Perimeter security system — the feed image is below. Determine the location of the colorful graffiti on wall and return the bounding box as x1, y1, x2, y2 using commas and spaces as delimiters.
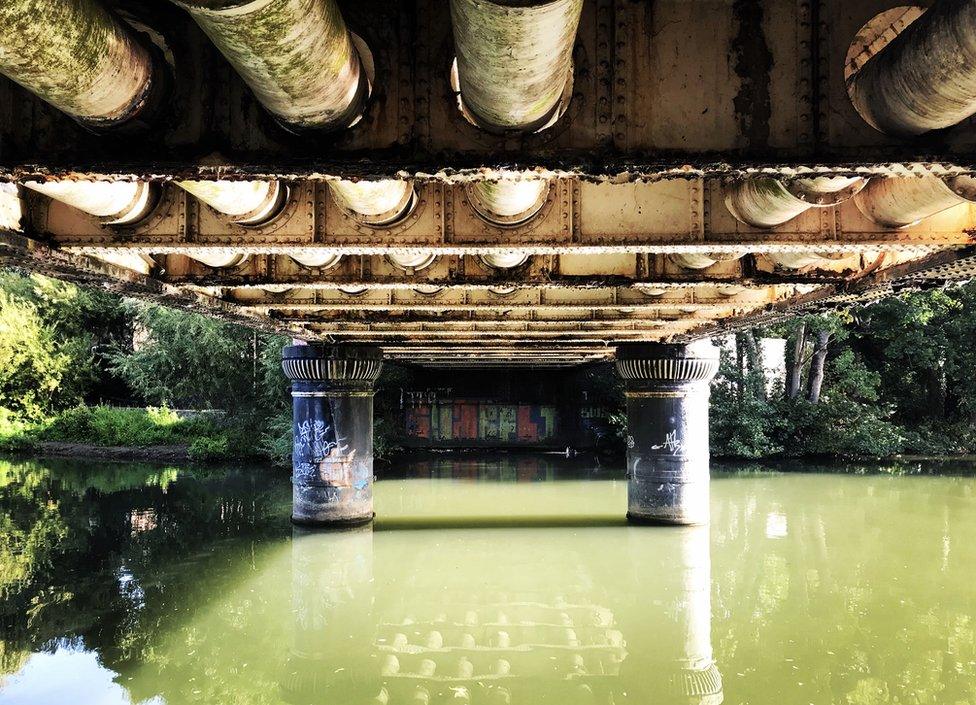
404, 401, 559, 446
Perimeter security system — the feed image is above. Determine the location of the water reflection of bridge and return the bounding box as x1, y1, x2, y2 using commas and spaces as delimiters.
285, 525, 722, 705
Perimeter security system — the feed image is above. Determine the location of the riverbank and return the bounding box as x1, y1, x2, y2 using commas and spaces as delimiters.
29, 441, 192, 464
0, 405, 282, 464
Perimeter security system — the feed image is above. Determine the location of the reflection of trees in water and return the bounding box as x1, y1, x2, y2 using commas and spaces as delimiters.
710, 474, 976, 704
0, 457, 290, 680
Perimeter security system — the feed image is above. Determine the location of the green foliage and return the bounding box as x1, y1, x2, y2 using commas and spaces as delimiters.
258, 409, 293, 467
711, 395, 784, 458
712, 319, 906, 459
0, 408, 37, 453
0, 288, 75, 420
108, 302, 290, 411
373, 416, 404, 461
188, 435, 231, 462
0, 270, 130, 410
39, 405, 219, 448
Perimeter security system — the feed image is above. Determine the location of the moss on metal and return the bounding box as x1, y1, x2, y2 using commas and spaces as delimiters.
175, 0, 364, 130
0, 0, 153, 124
450, 0, 583, 132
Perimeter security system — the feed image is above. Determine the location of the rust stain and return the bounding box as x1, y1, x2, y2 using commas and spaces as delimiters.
730, 0, 773, 150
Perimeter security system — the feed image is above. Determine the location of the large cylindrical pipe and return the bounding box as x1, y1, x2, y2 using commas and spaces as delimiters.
669, 253, 741, 271
848, 2, 976, 135
481, 252, 530, 269
292, 252, 343, 269
188, 253, 248, 268
615, 341, 720, 526
450, 0, 583, 132
467, 179, 549, 225
0, 0, 157, 127
177, 180, 286, 225
172, 0, 366, 131
766, 252, 847, 270
24, 180, 155, 225
725, 177, 864, 228
387, 252, 437, 271
0, 183, 24, 231
854, 175, 976, 228
282, 344, 383, 526
330, 180, 415, 225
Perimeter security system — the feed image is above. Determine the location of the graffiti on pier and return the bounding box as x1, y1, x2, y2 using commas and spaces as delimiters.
651, 430, 684, 455
295, 419, 350, 461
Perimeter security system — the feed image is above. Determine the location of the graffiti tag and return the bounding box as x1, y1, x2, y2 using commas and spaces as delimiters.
651, 430, 684, 455
295, 419, 349, 460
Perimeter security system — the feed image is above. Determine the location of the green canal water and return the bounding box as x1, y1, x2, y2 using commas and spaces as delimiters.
0, 455, 974, 705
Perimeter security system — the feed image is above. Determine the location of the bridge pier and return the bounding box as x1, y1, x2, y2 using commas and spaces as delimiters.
615, 342, 719, 526
282, 344, 383, 526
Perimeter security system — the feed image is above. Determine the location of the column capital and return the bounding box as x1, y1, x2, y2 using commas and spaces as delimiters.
615, 341, 719, 387
282, 344, 383, 388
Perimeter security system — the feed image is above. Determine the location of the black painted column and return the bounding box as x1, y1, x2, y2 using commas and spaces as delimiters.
615, 341, 720, 525
282, 344, 383, 526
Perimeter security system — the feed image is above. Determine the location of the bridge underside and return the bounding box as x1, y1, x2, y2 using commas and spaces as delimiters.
2, 176, 975, 367
3, 0, 976, 367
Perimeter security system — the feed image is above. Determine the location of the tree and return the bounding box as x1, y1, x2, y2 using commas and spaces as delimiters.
108, 302, 289, 410
786, 321, 806, 398
807, 330, 830, 404
0, 288, 75, 419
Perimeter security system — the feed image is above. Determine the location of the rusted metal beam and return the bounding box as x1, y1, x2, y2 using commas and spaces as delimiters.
28, 178, 975, 263
679, 245, 976, 341
224, 284, 794, 310
173, 272, 839, 289
272, 308, 747, 324
57, 236, 970, 259
6, 163, 976, 185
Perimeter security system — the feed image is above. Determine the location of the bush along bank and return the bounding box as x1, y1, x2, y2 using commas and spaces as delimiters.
0, 405, 255, 463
